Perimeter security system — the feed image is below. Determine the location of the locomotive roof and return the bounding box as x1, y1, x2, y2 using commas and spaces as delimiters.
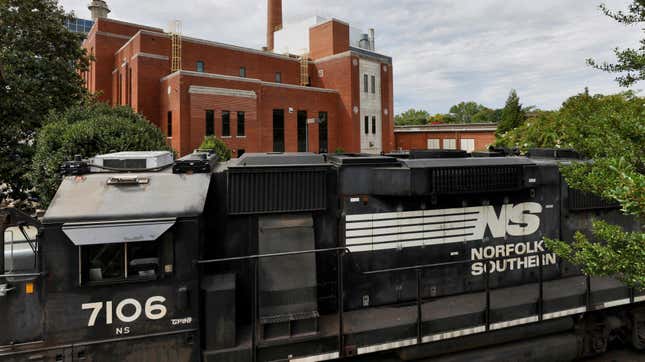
43, 170, 211, 225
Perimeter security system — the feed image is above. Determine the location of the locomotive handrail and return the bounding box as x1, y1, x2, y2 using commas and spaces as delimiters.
195, 247, 602, 359
194, 246, 351, 264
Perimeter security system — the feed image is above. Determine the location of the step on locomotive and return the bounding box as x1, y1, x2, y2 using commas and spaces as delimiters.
0, 149, 643, 361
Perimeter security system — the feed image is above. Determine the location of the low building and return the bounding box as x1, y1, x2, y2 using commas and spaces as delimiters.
394, 123, 497, 152
80, 0, 394, 156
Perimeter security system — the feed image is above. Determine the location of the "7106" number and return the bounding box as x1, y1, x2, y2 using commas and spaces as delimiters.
82, 296, 167, 327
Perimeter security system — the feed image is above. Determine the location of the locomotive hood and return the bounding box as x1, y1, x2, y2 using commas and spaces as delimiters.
42, 171, 211, 244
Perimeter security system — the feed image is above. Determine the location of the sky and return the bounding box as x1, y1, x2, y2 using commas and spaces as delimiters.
59, 0, 643, 114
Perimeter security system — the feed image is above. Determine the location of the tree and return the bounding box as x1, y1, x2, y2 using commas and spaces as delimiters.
29, 102, 172, 207
472, 107, 503, 123
200, 136, 233, 161
447, 101, 487, 123
498, 90, 645, 287
0, 0, 89, 202
587, 1, 645, 87
496, 89, 526, 135
394, 108, 430, 125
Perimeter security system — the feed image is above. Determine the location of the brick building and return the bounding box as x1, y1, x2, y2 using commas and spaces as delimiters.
394, 123, 497, 153
81, 0, 394, 157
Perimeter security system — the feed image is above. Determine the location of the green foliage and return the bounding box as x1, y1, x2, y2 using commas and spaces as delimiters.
0, 0, 89, 201
448, 101, 488, 123
199, 136, 232, 162
545, 221, 645, 287
499, 89, 645, 287
587, 1, 645, 87
496, 89, 526, 135
334, 147, 345, 154
30, 102, 172, 207
394, 108, 429, 125
472, 108, 503, 123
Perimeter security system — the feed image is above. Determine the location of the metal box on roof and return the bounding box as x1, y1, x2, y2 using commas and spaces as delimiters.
91, 151, 173, 171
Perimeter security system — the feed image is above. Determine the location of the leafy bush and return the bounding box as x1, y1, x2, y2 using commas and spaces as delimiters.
498, 89, 645, 287
30, 102, 172, 206
199, 136, 232, 161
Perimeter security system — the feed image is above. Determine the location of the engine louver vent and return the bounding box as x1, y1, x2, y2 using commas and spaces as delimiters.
567, 188, 619, 210
430, 166, 524, 194
227, 168, 327, 215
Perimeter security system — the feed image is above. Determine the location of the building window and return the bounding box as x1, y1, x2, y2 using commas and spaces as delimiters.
318, 112, 328, 153
363, 74, 368, 93
239, 67, 246, 77
196, 61, 205, 73
222, 111, 231, 137
167, 111, 172, 137
427, 139, 440, 149
238, 149, 245, 157
364, 116, 369, 134
117, 71, 122, 105
297, 110, 307, 152
205, 110, 214, 136
371, 75, 376, 94
273, 109, 285, 152
460, 138, 475, 153
443, 139, 457, 150
372, 116, 376, 134
237, 111, 245, 137
275, 72, 282, 83
127, 67, 133, 106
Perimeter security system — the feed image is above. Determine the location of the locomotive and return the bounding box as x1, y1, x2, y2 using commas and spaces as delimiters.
0, 149, 643, 361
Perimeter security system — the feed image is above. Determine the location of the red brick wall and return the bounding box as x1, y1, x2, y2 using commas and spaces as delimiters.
394, 130, 496, 151
311, 54, 360, 152
309, 20, 350, 60
161, 73, 340, 156
381, 63, 394, 153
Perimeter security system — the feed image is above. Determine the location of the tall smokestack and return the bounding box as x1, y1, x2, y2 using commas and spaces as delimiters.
88, 0, 110, 20
267, 0, 282, 51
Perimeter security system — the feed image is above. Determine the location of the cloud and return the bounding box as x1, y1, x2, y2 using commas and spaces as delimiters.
60, 0, 642, 113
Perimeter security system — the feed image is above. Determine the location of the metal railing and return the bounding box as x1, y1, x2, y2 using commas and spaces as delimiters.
196, 247, 637, 360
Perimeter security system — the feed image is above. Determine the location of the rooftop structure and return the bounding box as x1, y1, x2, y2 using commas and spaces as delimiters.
394, 123, 498, 153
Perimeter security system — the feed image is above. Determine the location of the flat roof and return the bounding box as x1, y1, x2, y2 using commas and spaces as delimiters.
394, 123, 497, 133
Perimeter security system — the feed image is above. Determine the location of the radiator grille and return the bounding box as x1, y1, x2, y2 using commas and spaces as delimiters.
430, 166, 524, 193
227, 168, 327, 215
568, 188, 619, 210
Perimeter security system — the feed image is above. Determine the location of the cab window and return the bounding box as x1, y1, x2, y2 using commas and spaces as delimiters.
80, 232, 173, 285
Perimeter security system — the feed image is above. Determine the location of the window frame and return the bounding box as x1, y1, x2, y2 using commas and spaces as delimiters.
205, 109, 215, 136
443, 138, 457, 150
237, 111, 245, 137
196, 61, 205, 73
222, 111, 231, 137
318, 111, 328, 153
275, 72, 282, 83
167, 111, 173, 138
371, 75, 376, 94
79, 232, 174, 287
372, 115, 377, 134
239, 67, 246, 78
427, 138, 440, 149
364, 116, 369, 134
363, 74, 368, 93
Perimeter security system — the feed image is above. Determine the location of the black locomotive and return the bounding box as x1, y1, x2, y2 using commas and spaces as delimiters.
0, 149, 643, 361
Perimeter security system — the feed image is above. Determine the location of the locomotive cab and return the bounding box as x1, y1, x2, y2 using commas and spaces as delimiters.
2, 151, 213, 361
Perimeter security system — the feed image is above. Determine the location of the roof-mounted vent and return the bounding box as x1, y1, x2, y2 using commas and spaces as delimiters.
527, 148, 580, 160
409, 149, 469, 159
92, 151, 174, 172
173, 149, 218, 174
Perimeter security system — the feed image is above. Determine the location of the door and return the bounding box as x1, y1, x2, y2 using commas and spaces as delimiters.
1, 225, 44, 346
